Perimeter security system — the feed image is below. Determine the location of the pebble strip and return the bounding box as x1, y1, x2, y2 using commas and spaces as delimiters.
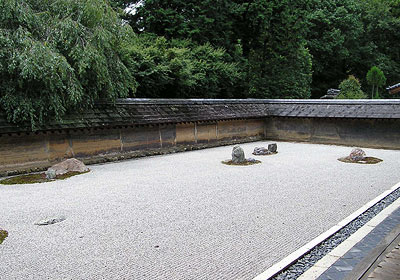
271, 186, 400, 280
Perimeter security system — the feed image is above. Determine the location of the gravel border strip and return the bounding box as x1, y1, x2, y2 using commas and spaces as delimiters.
270, 184, 400, 280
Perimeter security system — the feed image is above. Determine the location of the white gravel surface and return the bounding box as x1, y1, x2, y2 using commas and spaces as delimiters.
0, 141, 399, 280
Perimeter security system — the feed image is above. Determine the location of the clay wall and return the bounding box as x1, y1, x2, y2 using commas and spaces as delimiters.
265, 117, 400, 150
0, 119, 265, 176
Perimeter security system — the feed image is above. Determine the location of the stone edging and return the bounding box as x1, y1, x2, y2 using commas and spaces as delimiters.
252, 181, 400, 280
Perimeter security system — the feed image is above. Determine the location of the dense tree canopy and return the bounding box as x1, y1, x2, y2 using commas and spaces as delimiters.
1, 0, 400, 126
0, 0, 135, 126
0, 0, 238, 126
121, 0, 399, 98
128, 0, 313, 98
305, 0, 364, 96
121, 34, 241, 98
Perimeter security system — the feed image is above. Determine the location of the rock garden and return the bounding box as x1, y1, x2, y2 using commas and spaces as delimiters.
338, 148, 383, 164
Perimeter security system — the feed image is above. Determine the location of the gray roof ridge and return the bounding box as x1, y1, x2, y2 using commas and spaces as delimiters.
113, 98, 400, 105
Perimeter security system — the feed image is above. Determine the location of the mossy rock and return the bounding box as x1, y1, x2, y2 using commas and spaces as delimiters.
0, 171, 89, 185
338, 157, 383, 164
0, 229, 8, 244
221, 159, 261, 166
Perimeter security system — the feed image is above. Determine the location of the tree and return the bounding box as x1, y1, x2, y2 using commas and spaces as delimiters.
366, 66, 386, 99
0, 0, 137, 127
112, 0, 400, 99
337, 75, 367, 99
305, 0, 365, 97
126, 0, 236, 53
121, 34, 241, 98
243, 0, 312, 98
359, 0, 400, 90
124, 0, 313, 99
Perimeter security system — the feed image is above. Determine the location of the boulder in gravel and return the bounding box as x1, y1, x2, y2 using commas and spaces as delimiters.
47, 158, 89, 176
45, 169, 56, 180
247, 158, 258, 163
253, 147, 272, 155
35, 216, 66, 226
232, 145, 246, 164
0, 229, 8, 244
268, 143, 278, 153
349, 148, 366, 161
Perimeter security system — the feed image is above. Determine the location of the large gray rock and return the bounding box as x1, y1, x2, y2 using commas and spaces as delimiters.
35, 216, 66, 226
349, 148, 366, 161
47, 158, 89, 176
268, 143, 278, 153
232, 145, 246, 164
253, 147, 272, 155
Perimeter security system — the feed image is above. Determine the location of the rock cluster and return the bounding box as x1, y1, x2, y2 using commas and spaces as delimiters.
338, 148, 382, 164
253, 143, 278, 155
223, 145, 260, 165
45, 158, 89, 179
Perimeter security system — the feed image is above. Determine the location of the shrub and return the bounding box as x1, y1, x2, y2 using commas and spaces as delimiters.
337, 75, 367, 99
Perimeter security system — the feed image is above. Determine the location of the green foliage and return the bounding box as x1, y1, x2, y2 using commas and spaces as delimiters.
127, 0, 236, 53
0, 0, 136, 127
360, 0, 400, 89
244, 0, 312, 98
305, 0, 365, 97
121, 34, 241, 98
2, 0, 400, 127
126, 0, 313, 99
337, 75, 367, 99
366, 66, 386, 99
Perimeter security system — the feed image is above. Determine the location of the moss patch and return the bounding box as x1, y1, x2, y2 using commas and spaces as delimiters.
0, 171, 89, 185
0, 230, 8, 244
222, 159, 261, 166
252, 152, 278, 156
338, 157, 383, 164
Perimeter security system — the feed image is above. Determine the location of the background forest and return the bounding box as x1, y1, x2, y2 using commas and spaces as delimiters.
0, 0, 399, 126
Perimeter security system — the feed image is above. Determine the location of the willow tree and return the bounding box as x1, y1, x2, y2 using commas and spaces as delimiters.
0, 0, 136, 127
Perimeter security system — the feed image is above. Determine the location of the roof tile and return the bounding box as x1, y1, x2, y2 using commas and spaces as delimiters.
1, 99, 400, 134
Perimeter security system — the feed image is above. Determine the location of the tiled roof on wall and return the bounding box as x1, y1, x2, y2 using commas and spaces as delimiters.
1, 99, 400, 134
387, 83, 400, 90
387, 83, 400, 94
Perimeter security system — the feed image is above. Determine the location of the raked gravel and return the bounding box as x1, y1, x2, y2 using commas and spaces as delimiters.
0, 141, 399, 280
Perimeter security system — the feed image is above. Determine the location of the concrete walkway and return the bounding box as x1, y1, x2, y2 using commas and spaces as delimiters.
0, 141, 399, 280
